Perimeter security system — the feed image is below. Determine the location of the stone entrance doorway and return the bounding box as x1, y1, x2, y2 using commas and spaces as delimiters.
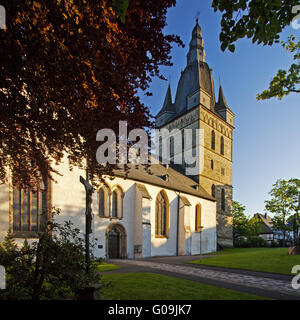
106, 223, 127, 259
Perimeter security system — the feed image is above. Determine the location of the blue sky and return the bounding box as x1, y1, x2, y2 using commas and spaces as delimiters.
140, 1, 300, 217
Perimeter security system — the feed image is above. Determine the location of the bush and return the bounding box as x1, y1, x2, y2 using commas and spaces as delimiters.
0, 210, 103, 300
234, 236, 268, 248
270, 240, 280, 247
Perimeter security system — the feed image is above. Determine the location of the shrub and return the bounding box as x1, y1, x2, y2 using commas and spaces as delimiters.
0, 211, 103, 300
270, 240, 280, 247
234, 236, 268, 248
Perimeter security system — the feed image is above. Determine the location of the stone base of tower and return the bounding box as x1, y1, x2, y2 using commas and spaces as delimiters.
216, 212, 233, 248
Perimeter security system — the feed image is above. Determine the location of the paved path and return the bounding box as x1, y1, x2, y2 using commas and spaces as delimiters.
107, 257, 300, 300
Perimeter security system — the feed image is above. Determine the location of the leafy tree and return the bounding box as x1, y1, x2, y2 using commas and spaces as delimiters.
232, 201, 262, 244
247, 215, 263, 237
0, 0, 182, 188
211, 0, 299, 100
0, 210, 102, 300
232, 201, 248, 240
265, 179, 300, 247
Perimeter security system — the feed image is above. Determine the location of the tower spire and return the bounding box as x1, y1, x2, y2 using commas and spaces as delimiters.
186, 19, 206, 65
218, 85, 228, 109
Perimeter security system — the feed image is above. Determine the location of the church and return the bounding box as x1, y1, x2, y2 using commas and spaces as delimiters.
0, 20, 234, 259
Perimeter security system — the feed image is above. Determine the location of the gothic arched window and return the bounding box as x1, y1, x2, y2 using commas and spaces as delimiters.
111, 186, 124, 218
98, 185, 110, 217
220, 136, 224, 155
99, 188, 105, 216
211, 184, 216, 198
13, 178, 49, 236
111, 191, 118, 218
195, 204, 202, 232
155, 191, 169, 237
211, 130, 215, 150
221, 189, 225, 211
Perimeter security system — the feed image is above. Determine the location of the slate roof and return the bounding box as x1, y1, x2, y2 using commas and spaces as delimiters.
253, 213, 274, 234
112, 163, 215, 202
156, 84, 175, 118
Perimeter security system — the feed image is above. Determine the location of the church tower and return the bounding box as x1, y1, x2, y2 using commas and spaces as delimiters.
155, 20, 235, 248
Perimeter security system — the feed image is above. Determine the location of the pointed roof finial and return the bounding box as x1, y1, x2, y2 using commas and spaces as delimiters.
195, 10, 200, 25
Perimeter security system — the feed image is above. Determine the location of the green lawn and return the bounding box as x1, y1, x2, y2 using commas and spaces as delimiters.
94, 262, 121, 272
188, 248, 300, 275
100, 272, 269, 300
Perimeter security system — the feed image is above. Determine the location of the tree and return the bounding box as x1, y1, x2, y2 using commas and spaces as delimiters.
211, 0, 299, 99
265, 179, 300, 247
232, 200, 248, 240
0, 0, 182, 188
232, 201, 262, 241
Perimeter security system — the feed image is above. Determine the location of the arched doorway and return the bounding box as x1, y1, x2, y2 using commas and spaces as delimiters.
106, 223, 127, 259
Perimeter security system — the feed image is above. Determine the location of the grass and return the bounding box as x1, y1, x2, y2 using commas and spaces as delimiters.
94, 262, 121, 272
100, 272, 269, 300
188, 247, 300, 275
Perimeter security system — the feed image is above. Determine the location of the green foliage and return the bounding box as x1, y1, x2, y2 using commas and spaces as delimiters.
232, 201, 262, 245
0, 211, 102, 300
113, 0, 129, 23
235, 236, 268, 248
257, 36, 300, 100
270, 240, 280, 247
265, 178, 300, 246
211, 0, 298, 51
212, 1, 299, 100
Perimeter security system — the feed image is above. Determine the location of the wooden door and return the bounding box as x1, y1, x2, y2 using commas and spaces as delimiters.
108, 228, 120, 259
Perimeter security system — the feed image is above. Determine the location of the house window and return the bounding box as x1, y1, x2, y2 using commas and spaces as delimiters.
211, 184, 215, 197
13, 180, 49, 237
155, 191, 169, 237
211, 130, 215, 150
221, 189, 225, 211
195, 204, 202, 232
220, 136, 224, 155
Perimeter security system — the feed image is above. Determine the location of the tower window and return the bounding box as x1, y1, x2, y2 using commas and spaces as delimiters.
220, 136, 224, 155
211, 184, 215, 198
221, 189, 225, 211
211, 160, 214, 170
211, 130, 215, 150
